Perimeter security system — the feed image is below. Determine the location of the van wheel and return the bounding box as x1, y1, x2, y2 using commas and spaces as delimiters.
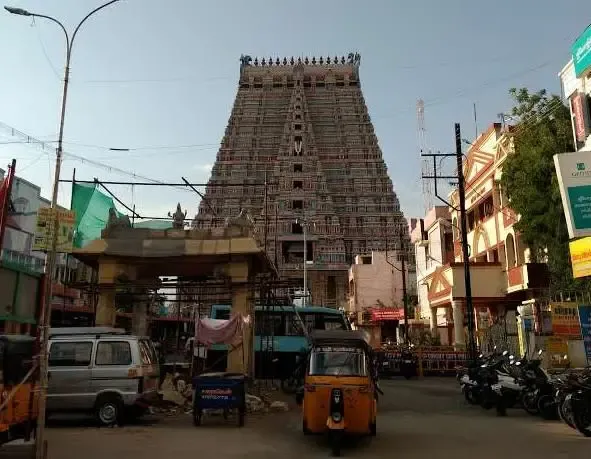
95, 395, 123, 427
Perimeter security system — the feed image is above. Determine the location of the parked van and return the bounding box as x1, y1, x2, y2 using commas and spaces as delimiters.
47, 327, 160, 426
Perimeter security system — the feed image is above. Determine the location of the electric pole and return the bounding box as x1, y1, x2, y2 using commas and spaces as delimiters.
400, 232, 409, 345
420, 123, 477, 362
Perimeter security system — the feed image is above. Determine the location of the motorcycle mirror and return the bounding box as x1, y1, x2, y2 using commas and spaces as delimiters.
480, 364, 487, 368
479, 354, 483, 358
515, 361, 522, 366
509, 355, 514, 360
563, 354, 568, 360
538, 349, 543, 355
502, 350, 509, 356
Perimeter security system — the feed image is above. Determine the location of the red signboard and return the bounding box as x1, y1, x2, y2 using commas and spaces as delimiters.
572, 92, 588, 142
371, 307, 404, 322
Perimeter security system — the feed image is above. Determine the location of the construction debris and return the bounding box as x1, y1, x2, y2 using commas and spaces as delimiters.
156, 373, 292, 417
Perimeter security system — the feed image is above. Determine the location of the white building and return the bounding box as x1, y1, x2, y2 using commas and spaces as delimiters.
411, 206, 455, 344
0, 169, 76, 285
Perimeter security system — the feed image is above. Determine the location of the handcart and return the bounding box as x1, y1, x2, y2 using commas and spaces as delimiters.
192, 372, 246, 427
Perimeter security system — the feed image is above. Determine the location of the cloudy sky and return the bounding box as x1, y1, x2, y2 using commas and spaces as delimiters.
0, 0, 589, 221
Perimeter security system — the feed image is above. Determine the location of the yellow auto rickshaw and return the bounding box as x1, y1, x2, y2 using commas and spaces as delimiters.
296, 330, 380, 456
0, 334, 38, 446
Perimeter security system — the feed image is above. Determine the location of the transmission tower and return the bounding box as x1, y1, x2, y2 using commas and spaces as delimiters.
418, 100, 433, 211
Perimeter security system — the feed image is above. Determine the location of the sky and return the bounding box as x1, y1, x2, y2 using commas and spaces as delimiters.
0, 0, 589, 221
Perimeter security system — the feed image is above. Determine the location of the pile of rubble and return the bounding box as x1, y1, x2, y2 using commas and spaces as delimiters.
153, 373, 289, 416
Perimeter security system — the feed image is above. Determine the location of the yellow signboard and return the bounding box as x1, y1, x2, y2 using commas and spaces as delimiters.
569, 236, 591, 278
545, 336, 569, 368
33, 207, 75, 253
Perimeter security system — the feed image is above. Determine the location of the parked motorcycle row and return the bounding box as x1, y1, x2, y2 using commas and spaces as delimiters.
456, 348, 591, 436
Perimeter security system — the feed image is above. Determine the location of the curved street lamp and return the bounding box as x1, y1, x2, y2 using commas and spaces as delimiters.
4, 2, 124, 457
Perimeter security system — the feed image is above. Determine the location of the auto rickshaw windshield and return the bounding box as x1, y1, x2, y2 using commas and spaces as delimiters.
309, 347, 368, 376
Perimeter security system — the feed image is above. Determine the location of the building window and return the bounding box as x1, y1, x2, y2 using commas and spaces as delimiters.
327, 276, 337, 299
294, 164, 303, 173
292, 222, 303, 234
478, 195, 494, 221
292, 200, 303, 210
293, 180, 303, 189
295, 124, 302, 131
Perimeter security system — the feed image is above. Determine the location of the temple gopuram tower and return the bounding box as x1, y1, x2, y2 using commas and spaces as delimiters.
194, 54, 410, 308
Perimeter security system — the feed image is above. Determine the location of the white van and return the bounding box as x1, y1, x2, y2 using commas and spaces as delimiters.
47, 327, 160, 426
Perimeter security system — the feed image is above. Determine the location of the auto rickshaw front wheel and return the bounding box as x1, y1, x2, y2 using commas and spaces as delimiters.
329, 430, 342, 457
370, 420, 376, 436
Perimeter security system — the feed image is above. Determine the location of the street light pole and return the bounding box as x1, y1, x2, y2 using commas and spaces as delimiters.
296, 217, 313, 307
5, 3, 123, 457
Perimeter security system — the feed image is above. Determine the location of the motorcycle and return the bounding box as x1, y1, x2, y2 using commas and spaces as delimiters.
554, 367, 591, 437
519, 351, 568, 420
400, 344, 418, 380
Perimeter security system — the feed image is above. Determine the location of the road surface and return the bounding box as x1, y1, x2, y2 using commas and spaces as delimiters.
4, 378, 589, 458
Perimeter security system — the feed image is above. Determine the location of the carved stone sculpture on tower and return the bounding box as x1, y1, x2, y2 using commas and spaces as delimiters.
169, 203, 187, 229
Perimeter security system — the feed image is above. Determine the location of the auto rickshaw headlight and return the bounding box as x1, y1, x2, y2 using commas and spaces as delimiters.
332, 411, 342, 422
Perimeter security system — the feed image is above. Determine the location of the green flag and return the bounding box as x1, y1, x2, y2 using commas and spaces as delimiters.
71, 183, 123, 248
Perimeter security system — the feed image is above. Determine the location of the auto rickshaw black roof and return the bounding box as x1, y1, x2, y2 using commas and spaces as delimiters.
309, 330, 372, 350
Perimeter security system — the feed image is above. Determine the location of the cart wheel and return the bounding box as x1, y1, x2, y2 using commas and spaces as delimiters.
238, 409, 245, 427
193, 409, 202, 426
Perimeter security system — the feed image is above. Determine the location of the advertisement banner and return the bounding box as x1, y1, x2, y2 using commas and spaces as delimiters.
550, 302, 582, 338
569, 236, 591, 278
572, 25, 591, 77
572, 92, 589, 142
578, 305, 591, 364
33, 207, 75, 253
553, 151, 591, 238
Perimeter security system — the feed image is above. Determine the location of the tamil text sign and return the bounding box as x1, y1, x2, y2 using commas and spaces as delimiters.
550, 302, 582, 338
554, 151, 591, 238
569, 236, 591, 278
371, 307, 404, 322
572, 25, 591, 77
33, 208, 75, 253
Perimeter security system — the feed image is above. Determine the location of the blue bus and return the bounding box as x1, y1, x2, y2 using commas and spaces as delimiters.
206, 305, 351, 378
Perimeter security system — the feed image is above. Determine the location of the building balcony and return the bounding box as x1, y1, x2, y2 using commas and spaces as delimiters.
506, 263, 549, 294
427, 262, 505, 307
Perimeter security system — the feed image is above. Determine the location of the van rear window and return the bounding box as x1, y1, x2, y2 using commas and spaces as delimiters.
95, 342, 132, 366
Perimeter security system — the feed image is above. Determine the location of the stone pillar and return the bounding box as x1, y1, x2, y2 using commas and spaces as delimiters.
225, 261, 252, 375
430, 307, 438, 332
452, 301, 465, 349
96, 259, 136, 327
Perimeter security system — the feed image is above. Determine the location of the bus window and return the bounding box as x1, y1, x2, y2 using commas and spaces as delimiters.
213, 308, 230, 321
255, 312, 284, 336
320, 314, 348, 331
302, 313, 317, 333
285, 312, 304, 336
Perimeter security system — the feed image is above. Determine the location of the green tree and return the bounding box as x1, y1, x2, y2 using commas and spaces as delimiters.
500, 88, 583, 292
